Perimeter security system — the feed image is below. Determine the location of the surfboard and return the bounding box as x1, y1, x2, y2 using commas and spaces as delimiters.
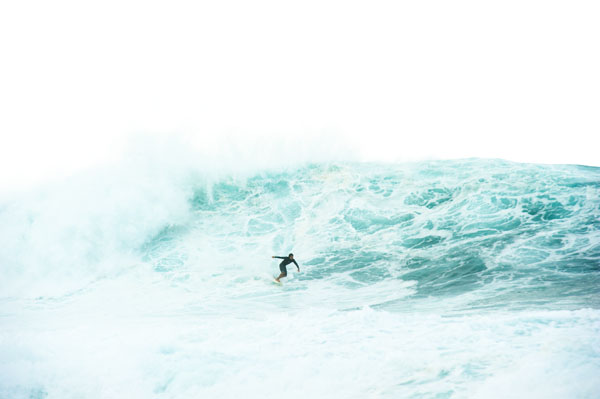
272, 278, 282, 285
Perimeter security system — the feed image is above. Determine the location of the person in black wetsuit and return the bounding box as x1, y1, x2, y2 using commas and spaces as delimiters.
272, 253, 300, 282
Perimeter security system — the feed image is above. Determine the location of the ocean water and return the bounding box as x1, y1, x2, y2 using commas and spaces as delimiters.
1, 158, 599, 398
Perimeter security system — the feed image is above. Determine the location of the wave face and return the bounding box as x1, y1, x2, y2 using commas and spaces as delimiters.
1, 159, 599, 398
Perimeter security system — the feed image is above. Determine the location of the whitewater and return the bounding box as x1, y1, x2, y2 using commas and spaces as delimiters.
1, 155, 599, 398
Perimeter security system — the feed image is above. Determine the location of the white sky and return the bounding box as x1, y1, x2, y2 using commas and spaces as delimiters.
1, 0, 599, 188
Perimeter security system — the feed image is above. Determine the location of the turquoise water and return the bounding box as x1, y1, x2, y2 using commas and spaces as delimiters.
1, 159, 599, 398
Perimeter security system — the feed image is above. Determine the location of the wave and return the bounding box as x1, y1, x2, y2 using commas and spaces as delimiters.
1, 151, 600, 398
2, 155, 598, 309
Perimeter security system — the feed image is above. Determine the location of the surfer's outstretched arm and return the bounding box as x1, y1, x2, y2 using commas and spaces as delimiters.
293, 260, 300, 271
272, 256, 286, 259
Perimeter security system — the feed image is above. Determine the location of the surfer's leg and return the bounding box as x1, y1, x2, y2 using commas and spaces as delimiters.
275, 266, 287, 282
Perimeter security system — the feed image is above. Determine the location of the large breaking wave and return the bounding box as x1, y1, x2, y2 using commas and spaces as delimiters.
1, 156, 599, 398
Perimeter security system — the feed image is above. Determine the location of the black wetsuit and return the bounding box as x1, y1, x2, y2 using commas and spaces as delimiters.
274, 256, 299, 275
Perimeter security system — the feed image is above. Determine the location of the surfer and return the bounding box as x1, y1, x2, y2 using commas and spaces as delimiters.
272, 253, 300, 282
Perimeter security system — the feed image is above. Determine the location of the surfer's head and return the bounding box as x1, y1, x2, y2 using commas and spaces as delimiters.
288, 253, 294, 259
